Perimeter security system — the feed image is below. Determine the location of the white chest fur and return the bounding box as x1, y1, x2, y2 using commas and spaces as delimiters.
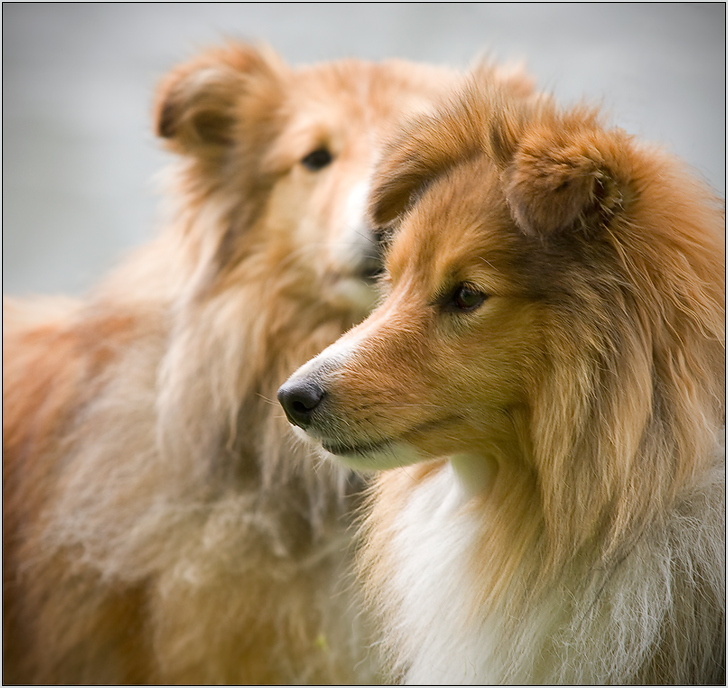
376, 455, 722, 684
384, 461, 506, 684
379, 457, 609, 684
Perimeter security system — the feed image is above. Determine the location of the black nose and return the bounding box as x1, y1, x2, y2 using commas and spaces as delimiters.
277, 379, 325, 429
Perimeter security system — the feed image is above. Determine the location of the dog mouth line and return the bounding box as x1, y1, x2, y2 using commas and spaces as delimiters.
320, 415, 462, 458
322, 437, 392, 457
339, 262, 384, 283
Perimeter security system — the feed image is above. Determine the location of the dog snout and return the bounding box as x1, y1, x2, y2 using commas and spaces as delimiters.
277, 378, 326, 429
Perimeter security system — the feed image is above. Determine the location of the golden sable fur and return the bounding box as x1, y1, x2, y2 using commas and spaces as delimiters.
2, 43, 477, 684
279, 73, 725, 684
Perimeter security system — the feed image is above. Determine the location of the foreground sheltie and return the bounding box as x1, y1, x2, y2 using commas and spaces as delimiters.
278, 72, 726, 684
2, 43, 476, 684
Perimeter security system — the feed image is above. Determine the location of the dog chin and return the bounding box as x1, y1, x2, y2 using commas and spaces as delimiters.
319, 439, 426, 473
289, 423, 426, 473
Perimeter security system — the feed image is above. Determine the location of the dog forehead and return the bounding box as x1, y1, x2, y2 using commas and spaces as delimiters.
263, 61, 452, 172
292, 59, 455, 126
386, 158, 513, 283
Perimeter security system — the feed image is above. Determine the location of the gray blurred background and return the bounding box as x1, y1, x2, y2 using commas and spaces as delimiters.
3, 3, 725, 296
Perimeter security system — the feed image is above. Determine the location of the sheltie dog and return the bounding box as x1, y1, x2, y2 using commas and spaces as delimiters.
1, 42, 485, 684
279, 70, 726, 683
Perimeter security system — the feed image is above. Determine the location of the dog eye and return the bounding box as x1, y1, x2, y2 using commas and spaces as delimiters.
448, 284, 488, 312
301, 148, 333, 171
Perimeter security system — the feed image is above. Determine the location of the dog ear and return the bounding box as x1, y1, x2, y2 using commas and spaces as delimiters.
369, 99, 482, 228
154, 43, 287, 157
489, 106, 627, 237
369, 69, 539, 230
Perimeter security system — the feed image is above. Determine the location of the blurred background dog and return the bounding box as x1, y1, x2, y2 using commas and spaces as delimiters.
3, 43, 467, 684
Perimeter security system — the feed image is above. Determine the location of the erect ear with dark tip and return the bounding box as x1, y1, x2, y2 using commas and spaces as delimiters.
497, 113, 626, 237
154, 43, 286, 156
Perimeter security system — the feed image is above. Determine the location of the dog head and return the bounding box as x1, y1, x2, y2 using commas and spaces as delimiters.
279, 72, 724, 554
154, 42, 463, 316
